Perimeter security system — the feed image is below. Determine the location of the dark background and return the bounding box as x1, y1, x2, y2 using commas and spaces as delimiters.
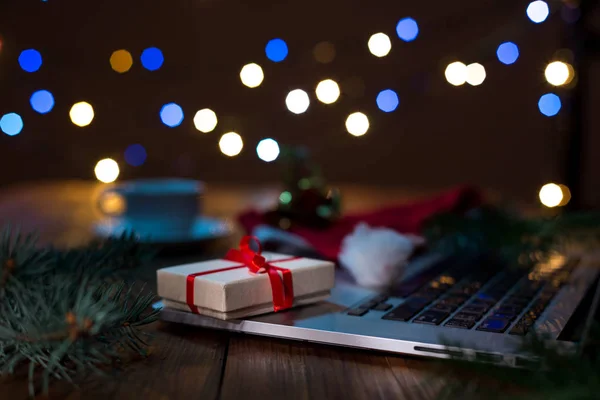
0, 0, 597, 206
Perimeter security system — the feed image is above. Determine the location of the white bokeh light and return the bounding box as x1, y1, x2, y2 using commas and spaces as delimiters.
285, 89, 310, 114
256, 138, 280, 162
367, 33, 392, 58
539, 183, 563, 208
527, 1, 550, 24
444, 62, 468, 86
219, 132, 244, 157
94, 158, 120, 183
240, 63, 264, 88
69, 102, 95, 127
466, 63, 486, 86
193, 108, 218, 133
315, 79, 341, 104
345, 112, 369, 137
545, 61, 571, 86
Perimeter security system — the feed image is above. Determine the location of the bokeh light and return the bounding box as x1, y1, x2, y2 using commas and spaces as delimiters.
160, 103, 184, 127
538, 93, 561, 117
466, 63, 486, 86
94, 158, 120, 183
0, 113, 23, 136
445, 62, 468, 86
29, 90, 55, 114
193, 108, 218, 133
544, 61, 573, 86
110, 49, 133, 73
345, 112, 369, 136
219, 132, 244, 157
396, 18, 419, 42
265, 38, 288, 62
141, 47, 164, 71
69, 102, 95, 127
18, 49, 42, 72
256, 138, 280, 162
124, 144, 147, 167
539, 183, 564, 208
313, 41, 336, 64
240, 63, 264, 88
315, 79, 340, 104
368, 33, 392, 57
285, 89, 310, 114
527, 1, 550, 23
496, 42, 520, 65
376, 89, 399, 112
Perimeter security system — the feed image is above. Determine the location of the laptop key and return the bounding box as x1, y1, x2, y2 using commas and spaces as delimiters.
431, 303, 457, 313
496, 305, 523, 315
372, 303, 393, 312
359, 300, 379, 309
413, 310, 450, 325
454, 312, 482, 322
445, 319, 475, 329
347, 308, 369, 317
477, 318, 511, 333
490, 312, 517, 321
382, 301, 426, 321
461, 305, 487, 315
439, 295, 469, 306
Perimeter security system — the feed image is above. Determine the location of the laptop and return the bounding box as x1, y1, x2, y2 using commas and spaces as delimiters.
158, 250, 599, 367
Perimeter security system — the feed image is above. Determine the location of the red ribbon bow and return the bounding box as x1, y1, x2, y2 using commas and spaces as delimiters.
186, 236, 298, 314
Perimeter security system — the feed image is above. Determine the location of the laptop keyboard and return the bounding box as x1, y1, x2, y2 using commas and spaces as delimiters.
346, 257, 577, 335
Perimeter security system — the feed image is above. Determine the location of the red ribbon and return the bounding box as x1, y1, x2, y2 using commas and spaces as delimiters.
186, 236, 299, 314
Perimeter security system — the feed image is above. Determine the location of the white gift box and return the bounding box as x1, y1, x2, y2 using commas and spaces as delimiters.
157, 252, 335, 320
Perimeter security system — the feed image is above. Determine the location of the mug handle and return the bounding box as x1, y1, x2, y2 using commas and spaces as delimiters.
96, 189, 126, 217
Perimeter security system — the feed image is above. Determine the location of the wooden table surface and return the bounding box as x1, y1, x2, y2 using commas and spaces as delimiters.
0, 181, 447, 400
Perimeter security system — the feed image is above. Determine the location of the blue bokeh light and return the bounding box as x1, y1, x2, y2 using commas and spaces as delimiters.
265, 38, 288, 62
141, 47, 164, 71
376, 89, 399, 112
18, 49, 42, 72
0, 113, 24, 136
538, 93, 561, 117
124, 144, 147, 167
160, 103, 184, 127
29, 90, 55, 114
396, 18, 419, 42
496, 42, 520, 65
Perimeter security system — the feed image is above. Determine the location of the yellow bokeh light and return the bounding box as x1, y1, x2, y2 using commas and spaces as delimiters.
219, 132, 243, 157
110, 49, 133, 73
69, 102, 95, 127
94, 158, 120, 183
315, 79, 340, 104
367, 33, 392, 58
240, 63, 264, 88
345, 112, 369, 136
445, 62, 468, 86
98, 192, 126, 216
193, 108, 218, 133
466, 63, 486, 86
539, 183, 565, 208
285, 89, 310, 114
545, 61, 573, 86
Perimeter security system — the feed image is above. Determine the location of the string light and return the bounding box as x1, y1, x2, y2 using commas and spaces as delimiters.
124, 144, 147, 167
538, 93, 561, 117
219, 132, 244, 157
376, 89, 399, 112
256, 138, 280, 162
313, 41, 336, 64
544, 61, 573, 86
466, 63, 486, 86
345, 112, 369, 136
367, 33, 392, 57
69, 102, 95, 127
94, 158, 120, 183
527, 1, 550, 24
265, 38, 288, 62
444, 62, 468, 86
315, 79, 340, 104
496, 42, 519, 65
193, 108, 218, 133
240, 63, 264, 88
141, 47, 164, 71
18, 49, 42, 72
396, 18, 419, 42
160, 103, 184, 127
539, 183, 566, 208
110, 49, 133, 73
285, 89, 310, 114
29, 90, 55, 114
0, 113, 23, 136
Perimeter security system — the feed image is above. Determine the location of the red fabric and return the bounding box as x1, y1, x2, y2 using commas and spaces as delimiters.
238, 186, 482, 261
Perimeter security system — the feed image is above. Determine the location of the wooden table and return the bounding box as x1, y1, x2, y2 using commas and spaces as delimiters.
0, 181, 446, 400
